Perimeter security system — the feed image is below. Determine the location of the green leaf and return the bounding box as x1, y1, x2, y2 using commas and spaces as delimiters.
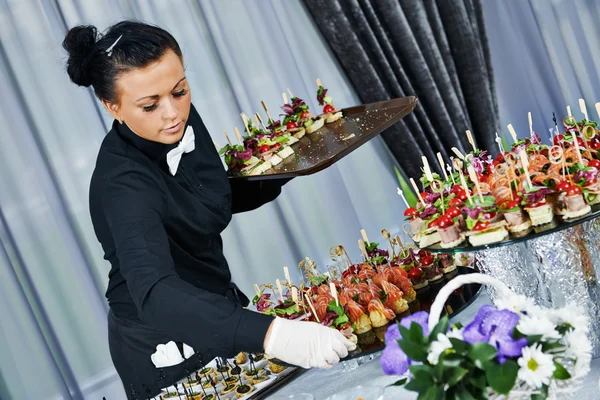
441, 352, 464, 367
531, 384, 549, 400
470, 370, 487, 389
465, 216, 479, 230
430, 315, 450, 342
485, 360, 518, 395
449, 338, 468, 354
410, 365, 435, 384
398, 338, 428, 362
404, 378, 428, 393
541, 341, 564, 353
444, 367, 468, 386
388, 377, 407, 387
552, 361, 571, 380
327, 300, 344, 316
395, 166, 418, 206
452, 322, 464, 330
417, 385, 445, 400
467, 342, 498, 368
455, 386, 477, 400
526, 334, 544, 345
365, 241, 379, 252
409, 321, 425, 344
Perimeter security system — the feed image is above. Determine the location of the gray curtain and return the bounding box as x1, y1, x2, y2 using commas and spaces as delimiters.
302, 0, 499, 178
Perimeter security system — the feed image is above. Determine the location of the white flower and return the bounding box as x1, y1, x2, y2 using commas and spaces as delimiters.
565, 331, 593, 378
496, 294, 538, 316
545, 304, 589, 333
517, 345, 556, 388
447, 327, 464, 341
427, 333, 453, 365
517, 315, 561, 341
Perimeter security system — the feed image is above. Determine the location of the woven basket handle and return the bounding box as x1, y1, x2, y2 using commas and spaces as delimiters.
427, 273, 514, 331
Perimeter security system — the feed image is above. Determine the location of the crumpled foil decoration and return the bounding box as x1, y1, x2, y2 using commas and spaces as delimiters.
475, 224, 600, 357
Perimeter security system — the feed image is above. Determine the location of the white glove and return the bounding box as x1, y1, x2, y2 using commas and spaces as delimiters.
265, 318, 356, 369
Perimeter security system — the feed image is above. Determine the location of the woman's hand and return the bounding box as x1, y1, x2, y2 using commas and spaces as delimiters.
263, 318, 356, 369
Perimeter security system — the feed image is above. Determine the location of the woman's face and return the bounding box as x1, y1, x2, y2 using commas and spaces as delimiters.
104, 49, 191, 144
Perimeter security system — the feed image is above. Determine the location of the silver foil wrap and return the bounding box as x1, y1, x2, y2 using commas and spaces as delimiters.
475, 223, 600, 357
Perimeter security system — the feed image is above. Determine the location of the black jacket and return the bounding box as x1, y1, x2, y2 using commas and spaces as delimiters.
90, 104, 279, 359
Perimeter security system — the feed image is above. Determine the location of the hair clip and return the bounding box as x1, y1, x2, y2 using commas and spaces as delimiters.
105, 35, 123, 57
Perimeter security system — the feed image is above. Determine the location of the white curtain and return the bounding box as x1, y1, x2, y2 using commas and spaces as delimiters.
0, 1, 407, 398
483, 0, 600, 139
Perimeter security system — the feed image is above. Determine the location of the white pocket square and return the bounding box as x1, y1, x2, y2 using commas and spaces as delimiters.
150, 341, 185, 368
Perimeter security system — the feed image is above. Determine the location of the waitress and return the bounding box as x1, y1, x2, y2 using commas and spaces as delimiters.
63, 21, 354, 398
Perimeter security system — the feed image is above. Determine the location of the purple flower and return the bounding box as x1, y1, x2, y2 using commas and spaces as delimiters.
463, 305, 527, 363
419, 206, 438, 219
381, 312, 430, 376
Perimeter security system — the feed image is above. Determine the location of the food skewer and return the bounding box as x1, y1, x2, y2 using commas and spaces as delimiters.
465, 130, 477, 153
595, 102, 600, 120
253, 284, 261, 297
329, 282, 339, 306
233, 127, 243, 144
304, 293, 320, 322
275, 279, 284, 302
507, 124, 518, 143
223, 130, 232, 146
283, 266, 292, 286
409, 178, 425, 205
451, 147, 465, 160
579, 98, 589, 121
282, 93, 288, 105
518, 149, 533, 189
396, 187, 410, 208
436, 152, 449, 180
360, 229, 370, 245
358, 239, 369, 261
446, 164, 456, 184
255, 113, 268, 131
261, 100, 274, 123
467, 165, 484, 201
567, 105, 572, 117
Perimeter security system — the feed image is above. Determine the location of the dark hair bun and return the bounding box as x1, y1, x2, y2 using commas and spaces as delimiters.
63, 25, 99, 87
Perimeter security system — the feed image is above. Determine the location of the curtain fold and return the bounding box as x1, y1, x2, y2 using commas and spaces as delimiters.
0, 1, 408, 398
302, 0, 499, 178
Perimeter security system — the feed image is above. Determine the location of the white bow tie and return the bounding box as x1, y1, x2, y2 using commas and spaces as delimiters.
166, 126, 195, 175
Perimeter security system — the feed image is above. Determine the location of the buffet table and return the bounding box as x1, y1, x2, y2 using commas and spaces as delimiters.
268, 290, 600, 399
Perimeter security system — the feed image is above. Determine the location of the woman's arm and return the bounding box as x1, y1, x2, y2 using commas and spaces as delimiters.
103, 165, 273, 357
230, 178, 292, 214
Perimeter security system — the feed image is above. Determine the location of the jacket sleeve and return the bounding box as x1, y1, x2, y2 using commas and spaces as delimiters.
102, 163, 273, 356
230, 178, 292, 214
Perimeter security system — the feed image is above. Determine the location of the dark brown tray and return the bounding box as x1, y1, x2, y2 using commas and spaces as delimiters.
229, 96, 418, 181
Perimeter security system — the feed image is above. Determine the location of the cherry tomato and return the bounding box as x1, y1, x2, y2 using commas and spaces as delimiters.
553, 134, 564, 145
472, 221, 490, 231
445, 206, 462, 218
323, 104, 335, 114
420, 192, 429, 201
513, 194, 524, 204
495, 153, 505, 163
556, 181, 571, 192
482, 212, 497, 220
420, 255, 434, 266
417, 250, 429, 258
428, 218, 439, 228
409, 267, 423, 279
456, 191, 469, 201
505, 199, 521, 209
530, 201, 547, 208
404, 207, 419, 217
300, 111, 311, 119
577, 137, 586, 148
589, 159, 600, 169
451, 185, 465, 195
590, 139, 600, 150
259, 144, 270, 153
286, 121, 298, 130
272, 143, 281, 149
449, 197, 464, 207
567, 185, 582, 196
437, 215, 454, 228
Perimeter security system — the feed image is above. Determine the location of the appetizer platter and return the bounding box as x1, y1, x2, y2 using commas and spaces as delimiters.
400, 99, 600, 253
215, 79, 417, 180
251, 229, 481, 366
155, 352, 302, 400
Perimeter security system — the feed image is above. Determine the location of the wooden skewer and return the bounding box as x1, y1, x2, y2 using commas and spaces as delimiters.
255, 113, 268, 131
579, 98, 589, 121
360, 229, 370, 245
283, 266, 291, 286
212, 139, 221, 149
291, 287, 299, 304
494, 132, 505, 154
528, 112, 534, 137
241, 113, 251, 133
253, 114, 260, 131
316, 78, 323, 87
329, 282, 339, 306
394, 235, 405, 251
233, 127, 243, 144
396, 187, 410, 208
567, 106, 572, 117
282, 93, 288, 104
261, 100, 274, 123
275, 279, 284, 302
436, 152, 449, 180
409, 178, 425, 205
571, 125, 585, 167
223, 130, 233, 146
287, 88, 294, 99
507, 124, 518, 142
358, 239, 369, 260
422, 156, 434, 182
253, 284, 261, 297
518, 150, 533, 189
459, 171, 473, 204
595, 102, 600, 120
304, 294, 319, 322
467, 165, 484, 201
466, 130, 477, 153
451, 147, 465, 160
446, 165, 456, 184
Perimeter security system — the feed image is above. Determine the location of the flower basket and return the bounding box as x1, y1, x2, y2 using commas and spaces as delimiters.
382, 273, 591, 400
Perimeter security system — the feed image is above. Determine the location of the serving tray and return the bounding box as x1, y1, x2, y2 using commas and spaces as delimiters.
229, 96, 418, 181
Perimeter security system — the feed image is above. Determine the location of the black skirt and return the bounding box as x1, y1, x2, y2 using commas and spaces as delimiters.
108, 286, 250, 399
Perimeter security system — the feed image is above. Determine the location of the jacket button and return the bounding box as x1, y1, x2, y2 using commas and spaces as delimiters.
198, 184, 203, 190
222, 204, 228, 210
